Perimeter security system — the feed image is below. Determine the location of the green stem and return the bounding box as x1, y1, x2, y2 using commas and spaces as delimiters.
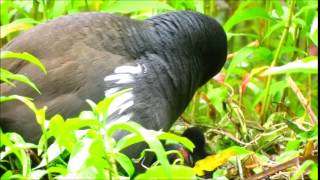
264, 0, 273, 46
191, 91, 200, 123
41, 0, 48, 20
260, 0, 296, 124
32, 0, 40, 20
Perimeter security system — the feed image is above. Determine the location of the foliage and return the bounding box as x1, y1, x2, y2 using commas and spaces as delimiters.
0, 0, 318, 179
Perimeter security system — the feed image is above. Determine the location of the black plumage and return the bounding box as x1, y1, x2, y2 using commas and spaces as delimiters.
165, 127, 208, 167
0, 11, 227, 159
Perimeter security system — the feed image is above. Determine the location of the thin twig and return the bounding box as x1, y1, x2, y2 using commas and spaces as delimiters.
208, 129, 249, 146
246, 155, 318, 180
227, 40, 260, 60
287, 75, 317, 124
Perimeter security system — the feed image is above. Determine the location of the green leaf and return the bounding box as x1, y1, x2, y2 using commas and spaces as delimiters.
285, 140, 301, 151
291, 160, 318, 180
264, 21, 285, 40
35, 107, 47, 126
107, 121, 171, 177
0, 51, 47, 74
224, 7, 272, 31
226, 47, 254, 80
94, 88, 131, 122
227, 146, 253, 155
36, 142, 65, 169
63, 118, 101, 131
0, 18, 39, 38
101, 0, 174, 14
261, 59, 318, 76
0, 68, 41, 94
114, 153, 135, 177
309, 162, 318, 180
115, 133, 144, 152
227, 32, 258, 41
275, 150, 300, 163
294, 4, 318, 18
256, 128, 284, 151
135, 165, 195, 180
0, 95, 36, 113
0, 170, 13, 179
4, 133, 33, 177
212, 169, 228, 180
158, 132, 195, 152
272, 0, 284, 17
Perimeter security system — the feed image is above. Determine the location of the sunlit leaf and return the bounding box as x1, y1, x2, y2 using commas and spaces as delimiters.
0, 18, 38, 38
261, 59, 318, 76
135, 165, 195, 180
227, 32, 258, 41
0, 68, 41, 94
0, 51, 47, 74
101, 0, 174, 14
224, 7, 272, 31
291, 160, 318, 180
114, 153, 135, 177
275, 150, 300, 163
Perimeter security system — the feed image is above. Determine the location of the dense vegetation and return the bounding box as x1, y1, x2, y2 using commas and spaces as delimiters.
0, 0, 318, 179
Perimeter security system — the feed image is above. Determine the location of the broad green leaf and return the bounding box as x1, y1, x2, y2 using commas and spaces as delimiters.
275, 150, 300, 163
0, 51, 47, 74
36, 143, 65, 169
212, 169, 228, 180
0, 95, 36, 113
0, 68, 41, 93
158, 132, 194, 152
5, 133, 32, 177
107, 121, 171, 177
264, 21, 285, 40
291, 160, 318, 180
309, 162, 318, 180
94, 88, 131, 122
227, 146, 253, 155
285, 140, 301, 151
280, 46, 308, 56
114, 153, 135, 177
115, 133, 144, 151
224, 7, 272, 31
66, 137, 108, 179
272, 0, 284, 17
226, 47, 254, 80
294, 4, 318, 18
67, 137, 94, 176
63, 118, 101, 131
101, 0, 174, 14
261, 59, 318, 76
35, 107, 47, 126
0, 18, 38, 38
47, 167, 68, 175
135, 165, 195, 180
0, 0, 13, 25
0, 170, 13, 179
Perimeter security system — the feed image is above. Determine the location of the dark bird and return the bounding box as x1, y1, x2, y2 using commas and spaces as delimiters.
0, 11, 227, 159
165, 127, 208, 167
